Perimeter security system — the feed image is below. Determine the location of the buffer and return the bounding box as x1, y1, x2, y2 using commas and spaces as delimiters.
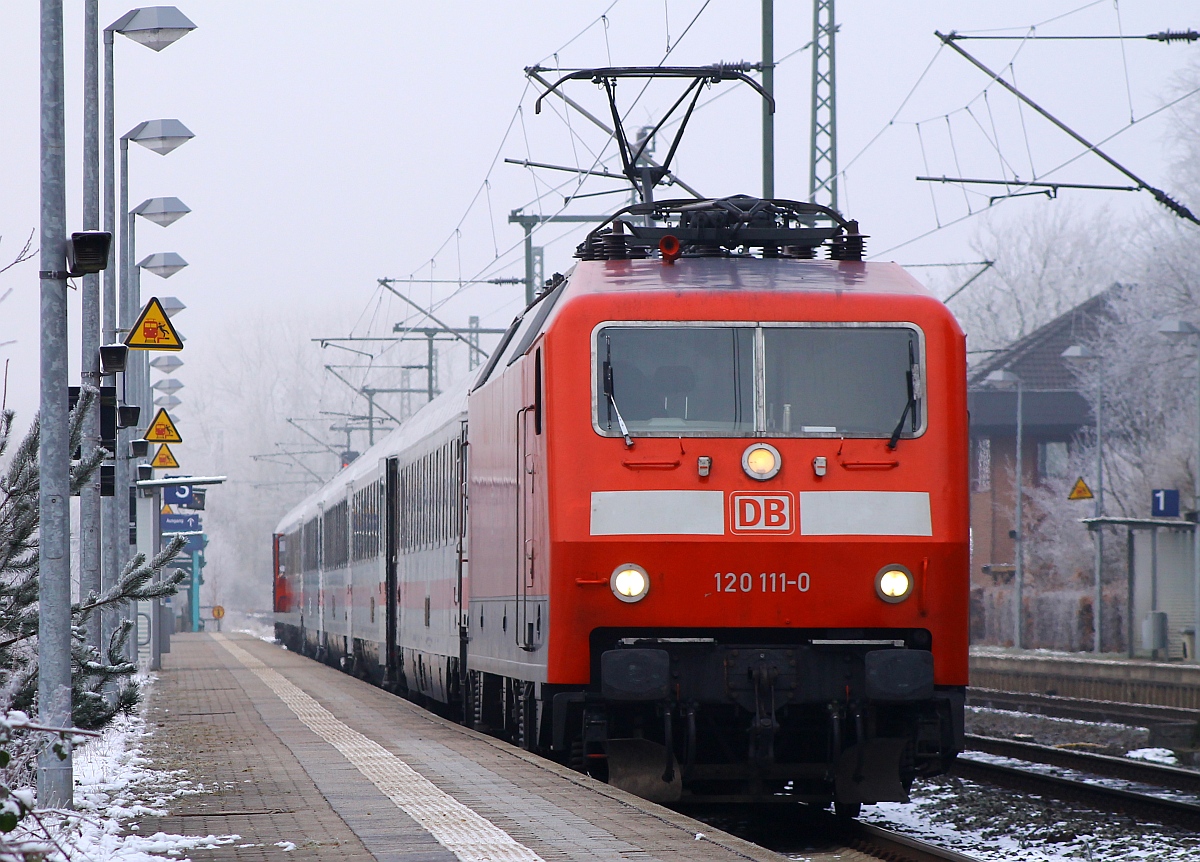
151, 444, 180, 469
144, 408, 183, 444
125, 297, 184, 350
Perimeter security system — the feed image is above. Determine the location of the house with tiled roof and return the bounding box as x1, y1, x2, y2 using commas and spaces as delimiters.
966, 288, 1114, 644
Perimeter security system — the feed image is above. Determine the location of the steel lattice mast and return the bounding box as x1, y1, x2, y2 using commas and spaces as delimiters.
809, 0, 837, 211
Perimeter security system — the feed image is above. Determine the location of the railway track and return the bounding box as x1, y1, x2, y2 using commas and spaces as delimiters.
685, 804, 984, 862
956, 734, 1200, 828
833, 815, 984, 862
967, 686, 1200, 729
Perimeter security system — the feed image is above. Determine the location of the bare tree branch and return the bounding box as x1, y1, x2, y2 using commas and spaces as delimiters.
0, 230, 36, 278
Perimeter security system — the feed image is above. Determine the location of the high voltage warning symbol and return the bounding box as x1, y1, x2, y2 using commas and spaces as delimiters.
151, 444, 180, 469
144, 408, 183, 444
1068, 477, 1094, 501
124, 297, 183, 350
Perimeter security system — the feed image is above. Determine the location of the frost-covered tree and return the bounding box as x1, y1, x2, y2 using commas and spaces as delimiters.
0, 389, 185, 850
945, 201, 1134, 355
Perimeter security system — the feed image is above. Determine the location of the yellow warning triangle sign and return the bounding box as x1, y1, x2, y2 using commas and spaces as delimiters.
151, 443, 180, 469
143, 408, 183, 444
161, 503, 175, 515
1068, 477, 1094, 501
124, 296, 183, 350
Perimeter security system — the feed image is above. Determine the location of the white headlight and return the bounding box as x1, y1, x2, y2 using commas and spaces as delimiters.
611, 564, 649, 602
742, 442, 782, 481
875, 565, 913, 603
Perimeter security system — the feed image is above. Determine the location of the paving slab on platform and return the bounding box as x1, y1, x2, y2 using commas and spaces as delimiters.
136, 632, 817, 862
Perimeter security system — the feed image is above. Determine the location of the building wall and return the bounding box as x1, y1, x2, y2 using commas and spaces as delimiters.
970, 429, 1103, 649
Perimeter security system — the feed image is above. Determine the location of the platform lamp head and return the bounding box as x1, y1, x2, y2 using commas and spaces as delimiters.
138, 252, 188, 278
984, 368, 1021, 388
126, 119, 194, 155
132, 196, 191, 227
1158, 318, 1200, 341
109, 7, 196, 52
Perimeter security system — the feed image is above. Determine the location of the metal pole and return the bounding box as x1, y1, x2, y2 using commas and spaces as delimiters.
367, 391, 375, 446
523, 221, 534, 306
1152, 526, 1160, 659
1127, 527, 1135, 659
101, 28, 118, 659
118, 137, 134, 662
1014, 378, 1024, 649
191, 547, 201, 632
469, 316, 480, 371
1193, 345, 1200, 662
426, 331, 436, 403
761, 0, 774, 199
80, 0, 102, 654
809, 0, 838, 210
1094, 366, 1105, 653
38, 0, 73, 807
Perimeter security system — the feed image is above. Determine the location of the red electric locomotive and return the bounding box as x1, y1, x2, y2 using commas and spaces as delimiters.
274, 197, 968, 813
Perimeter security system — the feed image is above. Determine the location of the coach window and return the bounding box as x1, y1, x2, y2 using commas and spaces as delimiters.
763, 326, 922, 438
596, 326, 755, 435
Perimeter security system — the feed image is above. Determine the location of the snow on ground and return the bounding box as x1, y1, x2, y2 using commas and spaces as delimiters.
32, 698, 241, 861
8, 674, 282, 861
1127, 747, 1180, 765
859, 773, 1200, 861
226, 610, 275, 643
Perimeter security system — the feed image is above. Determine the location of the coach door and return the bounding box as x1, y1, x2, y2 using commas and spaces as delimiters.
515, 348, 543, 653
384, 456, 400, 687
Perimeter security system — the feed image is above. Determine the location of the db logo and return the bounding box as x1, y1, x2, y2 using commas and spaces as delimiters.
730, 492, 794, 534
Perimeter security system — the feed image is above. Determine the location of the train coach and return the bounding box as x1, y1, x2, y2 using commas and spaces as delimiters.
273, 197, 969, 814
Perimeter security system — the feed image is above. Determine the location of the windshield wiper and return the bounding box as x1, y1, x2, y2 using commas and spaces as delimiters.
603, 337, 633, 448
887, 340, 919, 450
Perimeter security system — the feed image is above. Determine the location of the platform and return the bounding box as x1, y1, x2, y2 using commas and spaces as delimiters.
136, 632, 853, 862
970, 647, 1200, 709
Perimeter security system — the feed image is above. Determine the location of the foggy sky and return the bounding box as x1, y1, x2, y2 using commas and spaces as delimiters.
2, 0, 1198, 443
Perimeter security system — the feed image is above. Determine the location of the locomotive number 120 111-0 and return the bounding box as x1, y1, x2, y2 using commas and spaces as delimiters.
714, 572, 811, 593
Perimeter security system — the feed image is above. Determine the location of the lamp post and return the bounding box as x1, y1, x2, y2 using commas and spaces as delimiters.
987, 369, 1025, 648
81, 0, 102, 657
1063, 344, 1104, 652
102, 7, 195, 662
116, 119, 192, 664
39, 0, 73, 809
1159, 319, 1200, 661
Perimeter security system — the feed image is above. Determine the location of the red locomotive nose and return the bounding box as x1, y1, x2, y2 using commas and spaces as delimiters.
659, 235, 681, 265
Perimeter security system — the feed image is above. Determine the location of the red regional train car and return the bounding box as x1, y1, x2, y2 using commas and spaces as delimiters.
274, 198, 968, 813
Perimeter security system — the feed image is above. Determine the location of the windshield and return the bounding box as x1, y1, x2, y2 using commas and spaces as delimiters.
597, 326, 755, 435
764, 327, 917, 436
596, 323, 921, 438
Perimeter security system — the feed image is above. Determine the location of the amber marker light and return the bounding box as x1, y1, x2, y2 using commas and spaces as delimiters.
742, 442, 782, 481
611, 564, 650, 603
875, 564, 914, 603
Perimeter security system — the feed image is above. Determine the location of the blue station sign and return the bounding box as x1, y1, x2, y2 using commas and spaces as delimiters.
1152, 489, 1180, 518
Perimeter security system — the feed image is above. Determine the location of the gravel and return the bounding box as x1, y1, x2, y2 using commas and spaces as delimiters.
965, 705, 1151, 755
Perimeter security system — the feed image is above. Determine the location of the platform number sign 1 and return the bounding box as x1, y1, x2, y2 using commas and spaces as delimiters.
1152, 489, 1180, 518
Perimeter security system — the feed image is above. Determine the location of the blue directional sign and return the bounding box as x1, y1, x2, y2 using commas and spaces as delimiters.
179, 533, 207, 553
162, 484, 194, 507
1152, 489, 1180, 518
161, 513, 201, 532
